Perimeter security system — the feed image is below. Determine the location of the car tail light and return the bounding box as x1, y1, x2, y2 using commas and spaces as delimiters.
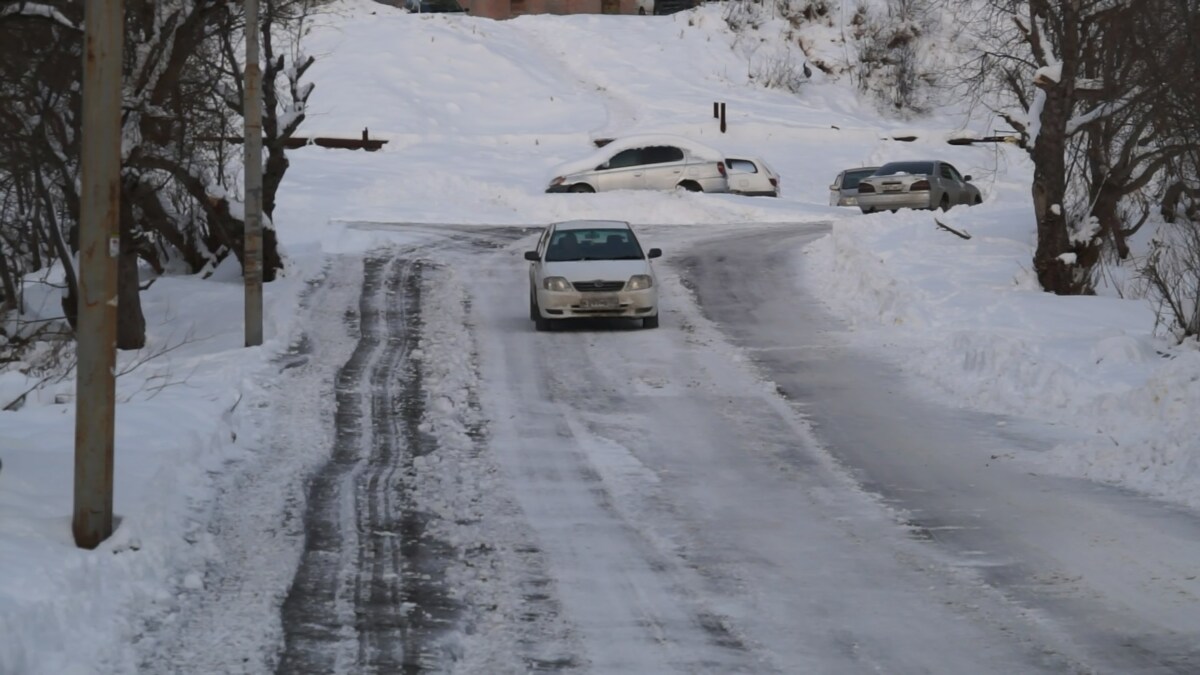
769, 177, 778, 187
717, 162, 726, 176
910, 180, 930, 191
858, 182, 875, 193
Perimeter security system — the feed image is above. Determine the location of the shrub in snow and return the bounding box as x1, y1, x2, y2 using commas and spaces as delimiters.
1139, 218, 1200, 342
851, 0, 941, 114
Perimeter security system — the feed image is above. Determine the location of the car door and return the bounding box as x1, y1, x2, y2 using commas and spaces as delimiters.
639, 145, 687, 190
529, 225, 552, 292
939, 162, 967, 205
830, 170, 847, 205
594, 148, 647, 191
946, 163, 972, 205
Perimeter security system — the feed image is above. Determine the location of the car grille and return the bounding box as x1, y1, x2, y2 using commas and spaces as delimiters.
573, 280, 625, 293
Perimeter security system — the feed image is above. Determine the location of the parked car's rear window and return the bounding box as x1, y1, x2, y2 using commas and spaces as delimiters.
877, 161, 935, 176
842, 168, 876, 189
726, 159, 758, 174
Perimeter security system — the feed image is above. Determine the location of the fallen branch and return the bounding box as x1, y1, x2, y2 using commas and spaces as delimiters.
934, 218, 972, 240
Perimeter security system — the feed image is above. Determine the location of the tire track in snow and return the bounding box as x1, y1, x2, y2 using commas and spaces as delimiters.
279, 226, 579, 674
277, 255, 462, 673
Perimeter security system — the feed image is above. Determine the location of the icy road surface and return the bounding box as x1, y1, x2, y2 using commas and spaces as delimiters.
146, 224, 1200, 674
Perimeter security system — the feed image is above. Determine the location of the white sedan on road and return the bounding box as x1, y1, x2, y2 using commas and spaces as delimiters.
525, 219, 661, 330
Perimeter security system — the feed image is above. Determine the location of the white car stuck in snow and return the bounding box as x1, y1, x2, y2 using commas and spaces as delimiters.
525, 219, 661, 330
545, 134, 728, 194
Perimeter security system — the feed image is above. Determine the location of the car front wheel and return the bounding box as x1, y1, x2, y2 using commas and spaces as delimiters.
531, 293, 552, 331
569, 183, 595, 193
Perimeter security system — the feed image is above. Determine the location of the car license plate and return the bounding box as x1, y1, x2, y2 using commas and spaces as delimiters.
883, 184, 902, 192
580, 294, 619, 309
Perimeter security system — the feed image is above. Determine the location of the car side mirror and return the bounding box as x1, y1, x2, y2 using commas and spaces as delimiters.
647, 248, 662, 259
524, 250, 540, 261
963, 175, 972, 181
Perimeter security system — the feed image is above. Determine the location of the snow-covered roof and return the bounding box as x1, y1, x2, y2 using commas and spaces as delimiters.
550, 134, 726, 178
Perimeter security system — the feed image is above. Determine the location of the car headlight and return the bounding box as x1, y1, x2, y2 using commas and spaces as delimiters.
543, 276, 572, 292
626, 275, 654, 290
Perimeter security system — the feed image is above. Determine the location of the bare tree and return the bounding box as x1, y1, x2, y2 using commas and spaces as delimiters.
215, 0, 323, 281
1135, 0, 1200, 341
952, 0, 1162, 294
1, 0, 325, 350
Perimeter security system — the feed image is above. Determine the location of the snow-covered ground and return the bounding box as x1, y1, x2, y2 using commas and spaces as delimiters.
2, 0, 1197, 671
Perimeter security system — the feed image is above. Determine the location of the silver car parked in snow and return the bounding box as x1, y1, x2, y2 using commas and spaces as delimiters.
829, 166, 879, 207
856, 160, 982, 213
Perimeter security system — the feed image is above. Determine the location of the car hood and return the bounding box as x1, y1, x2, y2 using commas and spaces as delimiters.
543, 259, 652, 282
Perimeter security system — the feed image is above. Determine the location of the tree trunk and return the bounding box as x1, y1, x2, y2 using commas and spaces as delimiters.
1029, 2, 1094, 295
1030, 86, 1079, 294
131, 178, 208, 274
1092, 186, 1128, 259
208, 197, 282, 283
116, 181, 147, 350
116, 247, 146, 350
0, 249, 17, 314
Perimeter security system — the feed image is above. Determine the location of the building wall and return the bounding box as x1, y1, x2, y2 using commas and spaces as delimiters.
462, 0, 642, 19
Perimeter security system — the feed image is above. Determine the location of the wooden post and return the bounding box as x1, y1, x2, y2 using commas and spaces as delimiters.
74, 0, 123, 550
713, 101, 719, 118
719, 102, 726, 133
244, 0, 264, 347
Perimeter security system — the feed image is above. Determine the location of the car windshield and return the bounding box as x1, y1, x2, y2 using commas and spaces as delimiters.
876, 161, 935, 176
842, 169, 877, 189
545, 228, 644, 262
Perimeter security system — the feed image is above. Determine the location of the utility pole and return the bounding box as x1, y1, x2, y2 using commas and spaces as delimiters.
244, 0, 264, 347
73, 0, 123, 549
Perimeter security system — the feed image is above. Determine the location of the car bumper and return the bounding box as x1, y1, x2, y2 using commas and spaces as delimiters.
857, 191, 932, 212
545, 184, 571, 194
536, 288, 657, 319
732, 189, 778, 197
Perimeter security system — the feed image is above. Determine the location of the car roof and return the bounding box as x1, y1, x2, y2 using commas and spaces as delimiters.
552, 219, 632, 231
